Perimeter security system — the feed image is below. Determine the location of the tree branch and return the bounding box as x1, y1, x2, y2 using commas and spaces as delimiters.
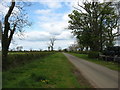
8, 23, 16, 46
4, 0, 15, 36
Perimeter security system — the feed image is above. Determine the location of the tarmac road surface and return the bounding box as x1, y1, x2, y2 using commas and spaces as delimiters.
63, 53, 119, 88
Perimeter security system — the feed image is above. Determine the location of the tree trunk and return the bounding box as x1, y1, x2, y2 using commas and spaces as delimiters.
2, 37, 9, 70
85, 46, 89, 51
51, 46, 53, 51
2, 0, 15, 70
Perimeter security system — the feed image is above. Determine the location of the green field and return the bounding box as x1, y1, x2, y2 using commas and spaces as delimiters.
3, 52, 91, 88
69, 53, 119, 71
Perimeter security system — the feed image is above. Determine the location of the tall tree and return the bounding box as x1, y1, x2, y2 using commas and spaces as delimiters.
1, 0, 31, 69
68, 1, 119, 51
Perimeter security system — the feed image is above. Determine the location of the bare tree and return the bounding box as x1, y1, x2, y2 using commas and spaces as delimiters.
1, 0, 31, 69
49, 37, 56, 51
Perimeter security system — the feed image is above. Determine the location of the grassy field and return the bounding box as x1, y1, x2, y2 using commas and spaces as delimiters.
69, 53, 119, 71
3, 52, 91, 88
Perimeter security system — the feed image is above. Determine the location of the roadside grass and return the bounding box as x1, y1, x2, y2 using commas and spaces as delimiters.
3, 52, 91, 88
69, 52, 119, 71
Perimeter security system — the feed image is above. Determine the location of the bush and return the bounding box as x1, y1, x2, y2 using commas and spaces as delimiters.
88, 51, 99, 59
78, 51, 89, 54
71, 51, 89, 54
6, 52, 54, 70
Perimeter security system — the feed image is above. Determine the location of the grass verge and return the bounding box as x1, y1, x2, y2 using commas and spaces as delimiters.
69, 52, 119, 71
3, 52, 91, 88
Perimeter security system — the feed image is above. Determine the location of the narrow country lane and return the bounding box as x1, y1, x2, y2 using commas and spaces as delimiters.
63, 53, 119, 88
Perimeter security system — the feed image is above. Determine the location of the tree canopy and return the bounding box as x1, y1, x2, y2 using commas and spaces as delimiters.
68, 1, 119, 52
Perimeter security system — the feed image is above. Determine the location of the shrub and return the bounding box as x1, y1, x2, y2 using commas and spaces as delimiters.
78, 51, 89, 54
6, 52, 54, 70
88, 51, 100, 59
71, 51, 89, 54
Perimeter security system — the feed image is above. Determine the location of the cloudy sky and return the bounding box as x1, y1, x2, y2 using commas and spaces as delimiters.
1, 0, 83, 50
0, 0, 119, 51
